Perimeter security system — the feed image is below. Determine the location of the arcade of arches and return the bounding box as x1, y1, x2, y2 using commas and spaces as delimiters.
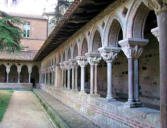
38, 0, 167, 127
0, 62, 39, 88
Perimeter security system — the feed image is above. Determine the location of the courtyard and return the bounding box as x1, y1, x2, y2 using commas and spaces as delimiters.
0, 0, 167, 128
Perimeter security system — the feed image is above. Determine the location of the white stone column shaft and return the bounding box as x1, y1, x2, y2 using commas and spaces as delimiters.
134, 59, 139, 102
75, 66, 78, 91
80, 66, 85, 92
94, 64, 98, 95
106, 61, 114, 101
28, 72, 31, 83
72, 67, 75, 90
67, 69, 70, 89
90, 64, 94, 95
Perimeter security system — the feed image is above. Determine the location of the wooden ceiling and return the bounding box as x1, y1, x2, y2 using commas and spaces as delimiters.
34, 0, 116, 61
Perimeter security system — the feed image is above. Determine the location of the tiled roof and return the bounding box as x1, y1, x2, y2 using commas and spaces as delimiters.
34, 0, 115, 61
8, 12, 47, 20
0, 51, 37, 61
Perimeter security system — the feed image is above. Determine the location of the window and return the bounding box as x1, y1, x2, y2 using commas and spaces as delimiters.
23, 22, 30, 38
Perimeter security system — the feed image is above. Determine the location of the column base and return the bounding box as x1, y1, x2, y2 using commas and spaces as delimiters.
90, 94, 100, 97
134, 101, 143, 107
75, 89, 78, 91
124, 101, 143, 108
106, 97, 116, 102
79, 91, 87, 96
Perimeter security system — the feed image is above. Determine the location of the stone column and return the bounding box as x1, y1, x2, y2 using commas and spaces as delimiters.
17, 66, 21, 83
6, 66, 10, 83
134, 59, 140, 103
119, 38, 148, 107
70, 59, 77, 91
48, 71, 50, 85
60, 63, 64, 88
44, 72, 46, 85
64, 69, 67, 88
64, 61, 71, 90
94, 63, 98, 95
99, 47, 120, 101
156, 5, 167, 128
86, 52, 101, 96
76, 56, 88, 94
28, 66, 32, 83
75, 66, 78, 91
90, 64, 94, 95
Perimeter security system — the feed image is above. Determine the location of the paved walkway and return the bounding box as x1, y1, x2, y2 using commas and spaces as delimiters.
34, 89, 98, 128
0, 91, 56, 128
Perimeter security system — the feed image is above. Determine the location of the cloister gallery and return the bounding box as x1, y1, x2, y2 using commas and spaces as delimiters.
1, 0, 167, 127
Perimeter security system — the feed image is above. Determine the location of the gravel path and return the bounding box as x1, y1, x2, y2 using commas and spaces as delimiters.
0, 91, 56, 128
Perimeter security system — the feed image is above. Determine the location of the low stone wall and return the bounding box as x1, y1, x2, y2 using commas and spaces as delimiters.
42, 86, 160, 128
0, 83, 32, 90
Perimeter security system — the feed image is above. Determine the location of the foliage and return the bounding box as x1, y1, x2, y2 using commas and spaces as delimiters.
0, 11, 23, 52
0, 90, 13, 121
53, 0, 72, 25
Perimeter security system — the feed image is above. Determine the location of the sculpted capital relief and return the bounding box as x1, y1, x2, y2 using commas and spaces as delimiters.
98, 47, 121, 62
86, 52, 101, 65
121, 44, 143, 59
76, 56, 88, 67
119, 38, 148, 59
143, 0, 167, 13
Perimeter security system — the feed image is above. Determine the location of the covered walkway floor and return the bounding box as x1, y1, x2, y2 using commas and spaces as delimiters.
34, 89, 98, 128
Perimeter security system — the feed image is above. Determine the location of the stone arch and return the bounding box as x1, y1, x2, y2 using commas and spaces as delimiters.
73, 43, 78, 58
9, 65, 18, 83
108, 19, 123, 47
0, 64, 6, 82
63, 52, 66, 61
20, 65, 29, 83
31, 65, 39, 87
127, 1, 151, 38
104, 16, 124, 46
92, 30, 102, 52
81, 38, 88, 56
67, 48, 71, 60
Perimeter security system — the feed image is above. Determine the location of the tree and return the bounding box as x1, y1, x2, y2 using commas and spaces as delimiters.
53, 0, 72, 25
0, 11, 23, 52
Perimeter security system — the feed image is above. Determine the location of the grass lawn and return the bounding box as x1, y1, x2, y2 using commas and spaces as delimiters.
0, 90, 13, 121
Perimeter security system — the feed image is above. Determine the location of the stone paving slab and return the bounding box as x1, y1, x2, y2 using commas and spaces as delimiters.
0, 91, 56, 128
34, 89, 98, 128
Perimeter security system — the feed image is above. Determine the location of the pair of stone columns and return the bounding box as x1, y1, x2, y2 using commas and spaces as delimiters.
76, 56, 88, 94
98, 38, 148, 106
70, 59, 78, 91
118, 38, 148, 107
86, 52, 101, 96
61, 60, 78, 91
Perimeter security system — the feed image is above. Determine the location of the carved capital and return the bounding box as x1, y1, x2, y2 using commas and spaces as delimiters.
76, 56, 88, 67
119, 38, 149, 59
64, 61, 71, 70
85, 52, 101, 65
143, 0, 167, 14
17, 66, 22, 73
6, 66, 10, 74
60, 62, 65, 70
69, 59, 78, 68
151, 27, 159, 41
98, 47, 121, 62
